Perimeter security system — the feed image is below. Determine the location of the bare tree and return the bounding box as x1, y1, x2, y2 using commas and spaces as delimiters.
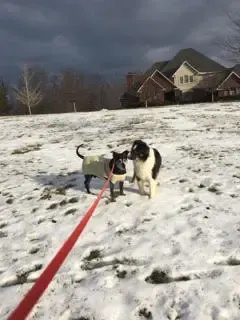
14, 64, 43, 115
222, 13, 240, 63
0, 78, 10, 115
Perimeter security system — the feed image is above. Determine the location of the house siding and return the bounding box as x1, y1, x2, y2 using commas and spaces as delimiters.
218, 73, 240, 90
173, 63, 203, 92
151, 72, 174, 92
139, 78, 165, 104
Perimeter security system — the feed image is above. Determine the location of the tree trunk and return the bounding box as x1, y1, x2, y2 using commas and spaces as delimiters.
211, 91, 214, 102
73, 102, 77, 112
28, 103, 32, 115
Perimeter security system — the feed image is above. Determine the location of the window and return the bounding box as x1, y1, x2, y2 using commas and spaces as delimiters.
230, 87, 235, 96
236, 88, 240, 95
184, 75, 188, 83
223, 90, 229, 96
189, 75, 193, 82
180, 76, 183, 84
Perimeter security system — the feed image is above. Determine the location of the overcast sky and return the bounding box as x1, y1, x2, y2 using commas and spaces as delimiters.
0, 0, 239, 82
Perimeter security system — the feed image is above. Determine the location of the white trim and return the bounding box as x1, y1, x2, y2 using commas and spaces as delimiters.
151, 69, 176, 86
172, 60, 199, 76
149, 77, 166, 91
216, 71, 240, 90
137, 68, 175, 93
138, 77, 165, 92
137, 81, 146, 92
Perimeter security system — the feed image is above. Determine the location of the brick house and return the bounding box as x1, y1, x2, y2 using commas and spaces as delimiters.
120, 48, 240, 107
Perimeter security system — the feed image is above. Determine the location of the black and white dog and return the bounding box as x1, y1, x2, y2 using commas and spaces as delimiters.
76, 145, 129, 202
128, 140, 162, 198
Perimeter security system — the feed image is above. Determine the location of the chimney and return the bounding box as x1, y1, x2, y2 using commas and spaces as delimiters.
126, 72, 137, 90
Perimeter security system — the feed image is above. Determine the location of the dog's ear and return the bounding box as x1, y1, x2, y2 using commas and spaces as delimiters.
122, 150, 129, 160
111, 151, 117, 157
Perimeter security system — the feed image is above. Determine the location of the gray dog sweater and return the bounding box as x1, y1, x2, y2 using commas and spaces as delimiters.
82, 155, 126, 184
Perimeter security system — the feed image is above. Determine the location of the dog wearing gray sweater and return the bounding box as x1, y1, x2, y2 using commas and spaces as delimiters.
76, 145, 129, 202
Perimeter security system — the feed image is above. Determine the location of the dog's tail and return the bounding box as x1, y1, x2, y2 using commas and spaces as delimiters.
76, 144, 85, 159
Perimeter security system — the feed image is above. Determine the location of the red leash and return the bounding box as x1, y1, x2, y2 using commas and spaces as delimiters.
8, 167, 114, 320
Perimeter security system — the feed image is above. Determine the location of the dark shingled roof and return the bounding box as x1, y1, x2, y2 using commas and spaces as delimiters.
195, 71, 230, 89
144, 61, 169, 78
233, 64, 240, 75
196, 67, 240, 90
161, 48, 226, 76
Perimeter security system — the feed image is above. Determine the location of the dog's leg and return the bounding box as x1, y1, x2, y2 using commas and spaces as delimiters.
131, 172, 136, 184
149, 179, 157, 199
84, 175, 92, 194
137, 178, 146, 196
119, 181, 125, 196
110, 181, 116, 202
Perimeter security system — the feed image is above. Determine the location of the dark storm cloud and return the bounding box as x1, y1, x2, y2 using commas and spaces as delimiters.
0, 0, 238, 82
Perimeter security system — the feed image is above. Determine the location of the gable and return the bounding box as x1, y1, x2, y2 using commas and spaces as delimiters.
138, 77, 165, 93
151, 70, 175, 91
138, 69, 175, 93
173, 62, 198, 77
217, 72, 240, 90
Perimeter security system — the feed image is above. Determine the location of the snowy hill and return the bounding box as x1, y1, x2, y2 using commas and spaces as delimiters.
0, 103, 240, 320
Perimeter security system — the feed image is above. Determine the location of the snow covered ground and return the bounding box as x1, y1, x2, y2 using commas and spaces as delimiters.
0, 102, 240, 320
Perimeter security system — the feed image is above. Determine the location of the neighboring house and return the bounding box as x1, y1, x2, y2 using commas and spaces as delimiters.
120, 48, 240, 107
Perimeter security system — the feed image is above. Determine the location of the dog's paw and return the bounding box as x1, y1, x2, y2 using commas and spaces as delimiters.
139, 191, 147, 196
148, 193, 156, 199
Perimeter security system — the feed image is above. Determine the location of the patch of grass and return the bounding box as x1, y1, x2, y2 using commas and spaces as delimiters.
6, 198, 14, 204
116, 269, 127, 279
47, 203, 58, 210
37, 217, 45, 224
29, 247, 40, 254
198, 183, 205, 188
40, 187, 66, 200
125, 202, 132, 207
145, 269, 170, 284
64, 208, 77, 216
0, 231, 8, 238
0, 222, 7, 229
47, 122, 66, 129
60, 199, 68, 206
81, 256, 139, 271
139, 308, 152, 319
68, 197, 79, 204
116, 228, 130, 235
208, 185, 221, 194
12, 143, 42, 155
179, 178, 188, 183
84, 249, 102, 261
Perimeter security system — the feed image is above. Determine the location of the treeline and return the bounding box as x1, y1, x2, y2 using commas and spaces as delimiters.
0, 64, 124, 116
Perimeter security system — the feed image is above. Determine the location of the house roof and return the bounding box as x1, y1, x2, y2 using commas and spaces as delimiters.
144, 61, 169, 78
195, 71, 230, 90
161, 48, 226, 76
130, 61, 169, 92
196, 68, 240, 90
123, 48, 228, 96
233, 64, 240, 75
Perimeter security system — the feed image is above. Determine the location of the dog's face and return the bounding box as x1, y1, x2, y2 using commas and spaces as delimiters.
128, 140, 149, 161
111, 150, 129, 173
